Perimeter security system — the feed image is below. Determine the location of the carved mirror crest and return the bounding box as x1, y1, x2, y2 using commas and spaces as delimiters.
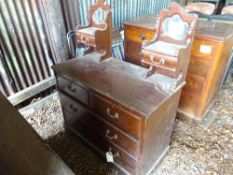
161, 14, 189, 41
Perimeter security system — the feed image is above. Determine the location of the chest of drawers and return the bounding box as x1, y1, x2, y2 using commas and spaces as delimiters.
52, 53, 185, 175
124, 17, 233, 121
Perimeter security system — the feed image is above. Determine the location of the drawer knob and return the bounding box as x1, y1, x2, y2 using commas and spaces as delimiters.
106, 129, 118, 140
69, 104, 78, 113
81, 36, 89, 43
139, 34, 145, 40
106, 108, 119, 119
68, 84, 76, 93
159, 58, 165, 65
108, 147, 119, 158
150, 55, 154, 62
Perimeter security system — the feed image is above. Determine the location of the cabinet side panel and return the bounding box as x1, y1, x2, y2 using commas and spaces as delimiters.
140, 90, 182, 174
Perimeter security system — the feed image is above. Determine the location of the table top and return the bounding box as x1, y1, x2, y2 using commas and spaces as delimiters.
53, 53, 183, 117
124, 15, 233, 41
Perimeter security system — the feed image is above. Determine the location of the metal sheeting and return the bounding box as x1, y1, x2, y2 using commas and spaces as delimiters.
0, 0, 55, 96
78, 0, 179, 27
0, 0, 70, 97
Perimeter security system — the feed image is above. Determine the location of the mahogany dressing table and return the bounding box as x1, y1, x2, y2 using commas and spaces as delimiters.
53, 3, 197, 174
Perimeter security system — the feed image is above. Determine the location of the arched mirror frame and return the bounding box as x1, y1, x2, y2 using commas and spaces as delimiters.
88, 0, 111, 29
156, 3, 197, 45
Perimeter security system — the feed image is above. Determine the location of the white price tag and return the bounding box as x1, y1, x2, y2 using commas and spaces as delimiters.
200, 45, 212, 54
106, 151, 114, 163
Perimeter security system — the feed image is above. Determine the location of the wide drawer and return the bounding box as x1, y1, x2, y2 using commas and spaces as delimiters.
125, 25, 155, 43
182, 73, 205, 97
57, 76, 88, 105
60, 92, 139, 158
188, 56, 210, 78
63, 109, 138, 174
89, 92, 141, 140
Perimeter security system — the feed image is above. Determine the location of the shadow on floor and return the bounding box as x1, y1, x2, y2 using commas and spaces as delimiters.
46, 131, 121, 175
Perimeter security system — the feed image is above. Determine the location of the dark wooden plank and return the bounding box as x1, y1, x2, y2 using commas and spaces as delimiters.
0, 92, 74, 175
8, 76, 56, 106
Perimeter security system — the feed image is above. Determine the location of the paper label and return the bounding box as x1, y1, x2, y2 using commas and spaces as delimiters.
200, 45, 212, 54
106, 152, 114, 163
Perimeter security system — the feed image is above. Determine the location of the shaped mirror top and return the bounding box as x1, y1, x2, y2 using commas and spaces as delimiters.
92, 7, 107, 25
162, 14, 189, 40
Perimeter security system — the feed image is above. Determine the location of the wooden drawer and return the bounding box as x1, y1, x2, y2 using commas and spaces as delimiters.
143, 51, 177, 70
63, 109, 138, 175
191, 38, 218, 60
90, 93, 141, 140
182, 73, 205, 97
60, 93, 139, 158
125, 26, 154, 43
57, 76, 88, 105
76, 33, 96, 47
188, 56, 210, 78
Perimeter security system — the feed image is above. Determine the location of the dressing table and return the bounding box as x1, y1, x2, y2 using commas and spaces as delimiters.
53, 3, 197, 174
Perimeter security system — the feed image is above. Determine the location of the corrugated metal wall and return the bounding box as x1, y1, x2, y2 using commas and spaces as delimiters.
0, 0, 178, 97
78, 0, 178, 27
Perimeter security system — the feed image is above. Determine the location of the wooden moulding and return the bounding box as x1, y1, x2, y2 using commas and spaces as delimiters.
8, 76, 56, 106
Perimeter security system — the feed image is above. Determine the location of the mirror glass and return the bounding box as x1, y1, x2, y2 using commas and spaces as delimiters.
162, 14, 189, 40
92, 7, 107, 25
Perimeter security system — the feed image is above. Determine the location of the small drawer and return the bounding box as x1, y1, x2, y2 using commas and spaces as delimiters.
57, 76, 88, 105
60, 93, 139, 158
90, 93, 141, 140
141, 54, 178, 78
63, 109, 138, 175
188, 56, 210, 78
191, 38, 218, 60
182, 73, 205, 97
125, 26, 155, 43
76, 33, 96, 47
143, 51, 177, 70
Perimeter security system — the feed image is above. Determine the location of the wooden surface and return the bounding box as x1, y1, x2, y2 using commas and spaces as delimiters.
53, 53, 185, 175
0, 92, 74, 175
124, 15, 233, 121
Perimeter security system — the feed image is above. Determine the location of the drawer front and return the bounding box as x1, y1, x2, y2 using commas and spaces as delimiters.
125, 26, 155, 43
143, 51, 177, 70
188, 56, 210, 78
90, 93, 141, 140
191, 38, 218, 60
182, 73, 205, 97
76, 33, 96, 47
57, 76, 88, 105
63, 109, 138, 175
60, 93, 139, 158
